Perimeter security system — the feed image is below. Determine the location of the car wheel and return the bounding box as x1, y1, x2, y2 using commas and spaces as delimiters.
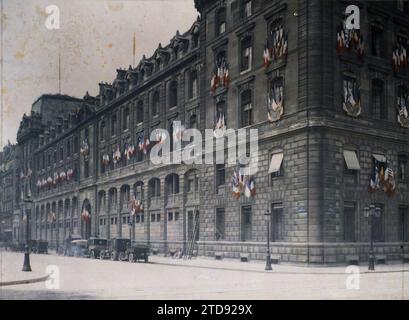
119, 252, 126, 261
145, 255, 149, 263
99, 252, 104, 260
110, 252, 116, 261
128, 253, 134, 263
90, 250, 95, 259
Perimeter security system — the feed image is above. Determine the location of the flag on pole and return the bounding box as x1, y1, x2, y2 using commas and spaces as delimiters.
133, 32, 136, 67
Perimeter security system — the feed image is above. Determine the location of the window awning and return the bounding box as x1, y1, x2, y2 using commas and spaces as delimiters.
268, 153, 284, 174
343, 150, 361, 170
373, 154, 386, 163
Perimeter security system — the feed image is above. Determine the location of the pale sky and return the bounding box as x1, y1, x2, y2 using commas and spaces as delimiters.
0, 0, 198, 149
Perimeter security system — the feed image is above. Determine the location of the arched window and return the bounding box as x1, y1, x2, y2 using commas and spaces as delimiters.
241, 89, 253, 127
136, 100, 144, 124
120, 185, 130, 211
185, 170, 199, 193
134, 182, 144, 200
108, 188, 117, 213
165, 174, 180, 195
216, 7, 226, 36
152, 91, 160, 116
149, 178, 161, 198
169, 81, 178, 107
371, 79, 386, 120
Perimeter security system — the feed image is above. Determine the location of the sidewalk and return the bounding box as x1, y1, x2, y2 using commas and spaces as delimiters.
149, 254, 409, 275
0, 250, 49, 286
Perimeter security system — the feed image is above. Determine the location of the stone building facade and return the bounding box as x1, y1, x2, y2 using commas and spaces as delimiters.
7, 0, 409, 264
0, 142, 17, 242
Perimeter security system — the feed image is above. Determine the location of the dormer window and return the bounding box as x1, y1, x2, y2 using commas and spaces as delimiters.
156, 58, 162, 71
216, 7, 226, 36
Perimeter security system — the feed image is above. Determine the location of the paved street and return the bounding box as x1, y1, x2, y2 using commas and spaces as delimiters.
1, 251, 408, 300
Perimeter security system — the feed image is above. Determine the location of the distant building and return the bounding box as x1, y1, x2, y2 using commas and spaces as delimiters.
8, 0, 409, 264
0, 142, 17, 242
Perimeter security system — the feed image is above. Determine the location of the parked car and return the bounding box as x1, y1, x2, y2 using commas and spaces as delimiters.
29, 240, 48, 254
87, 237, 108, 259
108, 238, 131, 261
70, 239, 89, 258
126, 241, 150, 263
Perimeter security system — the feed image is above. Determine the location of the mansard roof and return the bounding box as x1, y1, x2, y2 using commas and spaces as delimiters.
109, 16, 201, 86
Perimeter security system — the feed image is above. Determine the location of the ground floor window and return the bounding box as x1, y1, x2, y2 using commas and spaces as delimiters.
241, 206, 252, 242
373, 204, 384, 242
344, 202, 356, 242
215, 208, 225, 240
271, 203, 283, 242
399, 207, 409, 242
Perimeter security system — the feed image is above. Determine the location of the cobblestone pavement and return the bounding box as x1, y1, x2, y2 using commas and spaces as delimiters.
1, 251, 408, 300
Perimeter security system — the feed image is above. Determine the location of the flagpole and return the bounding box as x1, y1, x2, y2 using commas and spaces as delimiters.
133, 32, 136, 67
58, 39, 61, 94
0, 0, 4, 150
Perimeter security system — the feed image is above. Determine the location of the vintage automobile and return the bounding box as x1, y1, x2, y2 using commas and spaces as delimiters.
106, 238, 131, 261
70, 239, 89, 258
28, 240, 48, 254
37, 241, 48, 254
87, 237, 108, 259
126, 241, 150, 263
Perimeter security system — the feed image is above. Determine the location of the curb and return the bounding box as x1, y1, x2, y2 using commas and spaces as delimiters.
0, 274, 50, 287
150, 260, 409, 275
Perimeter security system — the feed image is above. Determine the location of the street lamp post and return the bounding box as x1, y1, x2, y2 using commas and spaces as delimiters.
22, 197, 33, 272
265, 209, 272, 271
128, 215, 134, 241
364, 204, 381, 271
